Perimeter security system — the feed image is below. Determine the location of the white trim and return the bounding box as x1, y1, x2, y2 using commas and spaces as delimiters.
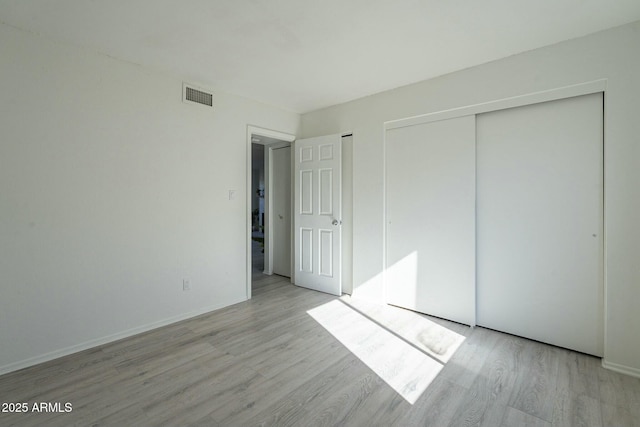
384, 79, 607, 130
246, 126, 296, 300
0, 298, 243, 376
247, 126, 296, 142
602, 359, 640, 378
600, 92, 608, 360
382, 125, 388, 305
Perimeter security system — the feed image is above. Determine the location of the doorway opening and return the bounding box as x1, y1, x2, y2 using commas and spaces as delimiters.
246, 126, 296, 299
250, 142, 266, 277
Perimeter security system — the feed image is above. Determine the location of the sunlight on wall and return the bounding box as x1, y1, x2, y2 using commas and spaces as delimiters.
351, 250, 417, 304
307, 298, 465, 404
351, 270, 384, 302
384, 251, 418, 309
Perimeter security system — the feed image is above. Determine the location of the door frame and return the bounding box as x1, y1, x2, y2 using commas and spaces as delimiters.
246, 125, 296, 299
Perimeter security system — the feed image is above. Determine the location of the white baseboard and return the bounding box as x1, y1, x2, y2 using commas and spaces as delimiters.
0, 298, 245, 376
602, 359, 640, 378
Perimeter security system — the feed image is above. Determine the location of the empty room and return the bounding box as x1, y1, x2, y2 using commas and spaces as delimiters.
1, 1, 640, 426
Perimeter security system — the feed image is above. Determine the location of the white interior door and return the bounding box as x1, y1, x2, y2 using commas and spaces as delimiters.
294, 134, 342, 296
476, 93, 603, 356
271, 146, 291, 277
385, 116, 476, 326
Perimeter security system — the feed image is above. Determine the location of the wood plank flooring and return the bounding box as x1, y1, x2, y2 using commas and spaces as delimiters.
1, 273, 639, 426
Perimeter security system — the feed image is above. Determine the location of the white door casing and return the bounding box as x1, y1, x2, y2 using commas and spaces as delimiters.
294, 134, 342, 296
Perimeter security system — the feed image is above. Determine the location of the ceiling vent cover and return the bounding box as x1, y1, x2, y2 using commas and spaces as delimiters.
183, 83, 213, 107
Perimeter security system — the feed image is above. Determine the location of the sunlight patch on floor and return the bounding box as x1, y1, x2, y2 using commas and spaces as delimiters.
307, 299, 464, 404
340, 296, 465, 364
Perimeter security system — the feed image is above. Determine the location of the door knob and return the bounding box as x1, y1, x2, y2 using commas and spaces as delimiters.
332, 219, 341, 225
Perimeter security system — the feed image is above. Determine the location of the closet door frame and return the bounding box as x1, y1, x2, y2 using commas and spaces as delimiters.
384, 80, 606, 132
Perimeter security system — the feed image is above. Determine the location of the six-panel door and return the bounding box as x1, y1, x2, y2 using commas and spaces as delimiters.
294, 134, 342, 296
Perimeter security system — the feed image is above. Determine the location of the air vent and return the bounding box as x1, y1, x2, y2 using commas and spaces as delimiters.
183, 83, 213, 107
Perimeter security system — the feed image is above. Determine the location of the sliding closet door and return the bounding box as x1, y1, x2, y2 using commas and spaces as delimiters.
385, 116, 476, 326
476, 93, 603, 356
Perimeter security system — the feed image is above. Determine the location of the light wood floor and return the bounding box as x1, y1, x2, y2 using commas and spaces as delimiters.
1, 273, 639, 426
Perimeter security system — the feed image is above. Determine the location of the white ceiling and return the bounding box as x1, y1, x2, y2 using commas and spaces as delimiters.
2, 1, 640, 113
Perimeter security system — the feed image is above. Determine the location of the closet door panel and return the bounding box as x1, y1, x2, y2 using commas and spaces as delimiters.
476, 93, 603, 356
385, 116, 476, 326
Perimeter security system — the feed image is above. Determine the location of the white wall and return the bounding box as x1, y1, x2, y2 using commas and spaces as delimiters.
0, 24, 299, 373
301, 21, 640, 376
341, 135, 353, 295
